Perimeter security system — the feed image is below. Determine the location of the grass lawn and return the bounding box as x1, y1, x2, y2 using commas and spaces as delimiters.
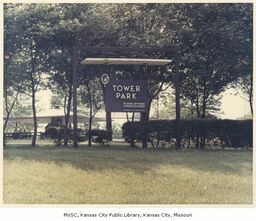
3, 140, 253, 204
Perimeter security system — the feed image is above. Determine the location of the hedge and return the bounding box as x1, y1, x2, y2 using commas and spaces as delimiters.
45, 126, 111, 146
122, 119, 252, 149
45, 126, 87, 146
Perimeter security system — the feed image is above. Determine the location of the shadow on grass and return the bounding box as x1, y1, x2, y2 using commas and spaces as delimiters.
3, 141, 253, 176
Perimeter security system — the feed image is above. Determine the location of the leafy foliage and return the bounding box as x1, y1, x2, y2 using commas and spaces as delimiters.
45, 125, 87, 146
122, 120, 252, 149
4, 3, 253, 147
176, 4, 253, 119
90, 129, 112, 146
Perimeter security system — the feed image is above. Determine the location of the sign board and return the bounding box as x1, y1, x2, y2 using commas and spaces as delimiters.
103, 77, 148, 112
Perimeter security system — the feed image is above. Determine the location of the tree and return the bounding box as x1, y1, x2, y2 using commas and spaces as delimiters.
3, 4, 27, 132
47, 47, 74, 146
233, 74, 253, 116
172, 4, 253, 148
158, 89, 221, 120
176, 4, 252, 120
5, 3, 252, 149
44, 4, 112, 146
102, 3, 252, 148
4, 94, 33, 133
78, 78, 104, 146
97, 4, 177, 120
229, 4, 253, 115
9, 4, 53, 146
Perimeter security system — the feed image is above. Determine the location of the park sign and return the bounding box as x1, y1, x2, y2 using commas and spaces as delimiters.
103, 76, 148, 112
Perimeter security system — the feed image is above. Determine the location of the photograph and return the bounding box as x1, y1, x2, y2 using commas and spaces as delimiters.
3, 2, 253, 205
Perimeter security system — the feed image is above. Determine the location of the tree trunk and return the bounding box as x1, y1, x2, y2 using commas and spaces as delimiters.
195, 134, 199, 149
64, 83, 72, 146
145, 99, 151, 121
196, 88, 200, 118
249, 72, 253, 116
195, 87, 200, 149
85, 81, 93, 146
31, 78, 37, 146
140, 100, 151, 149
200, 83, 207, 149
29, 42, 38, 147
201, 86, 207, 119
4, 92, 19, 132
140, 111, 148, 149
187, 137, 190, 149
128, 112, 136, 148
72, 47, 78, 148
126, 112, 129, 122
249, 93, 253, 116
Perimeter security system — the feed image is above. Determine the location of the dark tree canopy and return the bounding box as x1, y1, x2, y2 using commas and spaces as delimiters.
4, 3, 253, 145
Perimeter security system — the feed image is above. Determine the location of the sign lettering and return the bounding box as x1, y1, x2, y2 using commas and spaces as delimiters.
104, 78, 148, 112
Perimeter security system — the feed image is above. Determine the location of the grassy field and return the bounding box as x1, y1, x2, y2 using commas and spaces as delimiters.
3, 140, 253, 204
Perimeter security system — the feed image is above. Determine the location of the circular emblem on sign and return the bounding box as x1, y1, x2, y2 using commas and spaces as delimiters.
101, 74, 109, 85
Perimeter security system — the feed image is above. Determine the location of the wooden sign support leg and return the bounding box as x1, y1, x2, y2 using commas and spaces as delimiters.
106, 112, 112, 141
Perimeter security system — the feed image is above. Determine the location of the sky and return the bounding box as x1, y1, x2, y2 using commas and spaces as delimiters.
217, 89, 251, 119
36, 87, 251, 120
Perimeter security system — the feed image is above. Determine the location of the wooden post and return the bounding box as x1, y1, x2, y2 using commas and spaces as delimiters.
106, 111, 112, 141
140, 111, 148, 149
175, 50, 181, 149
72, 47, 78, 148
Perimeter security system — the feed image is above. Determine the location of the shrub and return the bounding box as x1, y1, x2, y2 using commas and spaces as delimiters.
122, 120, 176, 148
45, 126, 69, 146
122, 119, 252, 149
90, 129, 111, 146
45, 126, 87, 146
